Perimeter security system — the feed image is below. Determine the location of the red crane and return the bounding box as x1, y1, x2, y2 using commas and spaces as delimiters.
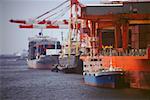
10, 0, 82, 29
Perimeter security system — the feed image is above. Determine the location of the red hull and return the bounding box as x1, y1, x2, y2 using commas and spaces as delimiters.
102, 56, 150, 71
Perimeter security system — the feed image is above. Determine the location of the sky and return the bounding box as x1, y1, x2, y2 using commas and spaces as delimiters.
0, 0, 147, 54
0, 2, 3, 54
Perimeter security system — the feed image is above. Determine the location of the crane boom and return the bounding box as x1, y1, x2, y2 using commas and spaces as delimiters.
19, 24, 68, 29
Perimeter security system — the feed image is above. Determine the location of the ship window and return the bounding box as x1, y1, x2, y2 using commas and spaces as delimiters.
91, 59, 97, 61
47, 45, 55, 49
45, 44, 48, 48
57, 45, 61, 49
57, 41, 60, 45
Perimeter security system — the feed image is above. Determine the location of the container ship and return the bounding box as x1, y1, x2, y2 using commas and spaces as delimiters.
27, 35, 61, 69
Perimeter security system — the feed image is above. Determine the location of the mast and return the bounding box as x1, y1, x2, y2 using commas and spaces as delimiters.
68, 0, 73, 64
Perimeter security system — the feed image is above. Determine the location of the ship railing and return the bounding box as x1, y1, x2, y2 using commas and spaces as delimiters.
83, 59, 105, 75
100, 48, 147, 56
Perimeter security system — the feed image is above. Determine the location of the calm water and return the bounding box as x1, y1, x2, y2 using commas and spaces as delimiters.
0, 58, 150, 100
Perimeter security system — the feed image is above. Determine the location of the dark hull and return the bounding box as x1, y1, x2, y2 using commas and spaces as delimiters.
59, 55, 83, 74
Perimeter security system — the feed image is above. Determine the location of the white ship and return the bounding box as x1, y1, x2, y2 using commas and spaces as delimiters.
27, 35, 61, 69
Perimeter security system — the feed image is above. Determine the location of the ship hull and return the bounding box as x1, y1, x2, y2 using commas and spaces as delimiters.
84, 71, 125, 88
102, 56, 150, 89
59, 55, 83, 74
27, 55, 59, 69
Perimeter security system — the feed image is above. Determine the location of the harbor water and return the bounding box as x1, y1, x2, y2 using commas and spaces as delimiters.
0, 57, 150, 100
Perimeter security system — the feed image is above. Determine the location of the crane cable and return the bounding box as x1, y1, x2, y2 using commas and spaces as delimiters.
43, 5, 70, 21
50, 6, 71, 24
36, 0, 69, 20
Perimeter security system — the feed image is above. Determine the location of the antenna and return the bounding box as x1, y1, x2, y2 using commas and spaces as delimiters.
39, 29, 43, 36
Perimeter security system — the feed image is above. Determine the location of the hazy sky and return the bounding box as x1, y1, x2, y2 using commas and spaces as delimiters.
0, 2, 3, 54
